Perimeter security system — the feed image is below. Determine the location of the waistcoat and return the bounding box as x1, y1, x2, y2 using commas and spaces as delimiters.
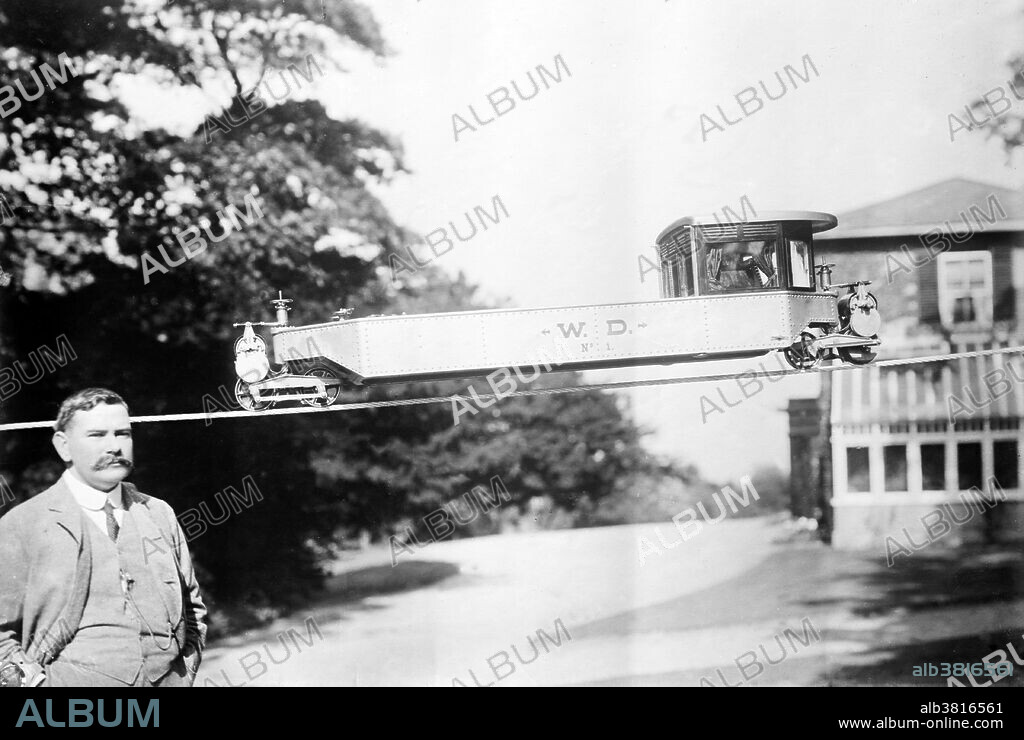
48, 507, 181, 686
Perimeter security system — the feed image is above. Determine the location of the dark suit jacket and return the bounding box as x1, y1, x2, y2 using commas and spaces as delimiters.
0, 478, 207, 681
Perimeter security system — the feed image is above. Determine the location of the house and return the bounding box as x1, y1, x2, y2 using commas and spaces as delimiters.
792, 178, 1024, 549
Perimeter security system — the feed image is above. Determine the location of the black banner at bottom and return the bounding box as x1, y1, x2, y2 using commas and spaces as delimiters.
0, 688, 1018, 731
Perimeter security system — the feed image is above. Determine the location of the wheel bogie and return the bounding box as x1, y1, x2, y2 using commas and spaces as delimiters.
300, 365, 343, 408
235, 379, 273, 411
837, 340, 879, 366
783, 331, 822, 370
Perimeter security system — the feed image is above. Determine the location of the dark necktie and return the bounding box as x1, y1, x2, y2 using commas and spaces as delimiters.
103, 501, 120, 542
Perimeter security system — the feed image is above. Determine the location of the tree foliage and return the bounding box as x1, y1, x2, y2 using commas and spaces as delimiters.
969, 55, 1024, 155
0, 1, 681, 629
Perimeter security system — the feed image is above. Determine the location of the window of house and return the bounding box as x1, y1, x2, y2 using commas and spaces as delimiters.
994, 440, 1019, 489
883, 445, 908, 491
937, 252, 993, 329
957, 442, 983, 490
847, 447, 870, 492
921, 444, 946, 490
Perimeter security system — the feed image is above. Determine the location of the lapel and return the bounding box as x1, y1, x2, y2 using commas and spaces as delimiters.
45, 478, 85, 546
124, 483, 162, 542
122, 483, 177, 574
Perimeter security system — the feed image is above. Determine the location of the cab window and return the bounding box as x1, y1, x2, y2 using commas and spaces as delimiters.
788, 239, 813, 288
659, 232, 695, 298
704, 240, 780, 293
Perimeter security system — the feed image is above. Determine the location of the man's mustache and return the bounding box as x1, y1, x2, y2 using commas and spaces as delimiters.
92, 455, 134, 471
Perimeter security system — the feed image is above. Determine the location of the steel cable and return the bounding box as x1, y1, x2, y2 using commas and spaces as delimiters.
0, 345, 1020, 432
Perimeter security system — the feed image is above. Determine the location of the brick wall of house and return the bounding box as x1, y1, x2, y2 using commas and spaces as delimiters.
816, 231, 1024, 352
804, 227, 1024, 548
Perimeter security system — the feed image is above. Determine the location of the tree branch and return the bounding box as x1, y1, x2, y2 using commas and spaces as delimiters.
209, 16, 244, 98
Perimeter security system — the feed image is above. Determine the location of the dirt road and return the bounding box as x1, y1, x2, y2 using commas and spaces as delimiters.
197, 517, 1024, 687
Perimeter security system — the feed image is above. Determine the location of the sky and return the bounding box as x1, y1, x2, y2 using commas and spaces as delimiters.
127, 0, 1024, 480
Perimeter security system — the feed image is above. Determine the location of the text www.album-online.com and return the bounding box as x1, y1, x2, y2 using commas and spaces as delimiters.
837, 718, 1004, 729
837, 702, 1005, 730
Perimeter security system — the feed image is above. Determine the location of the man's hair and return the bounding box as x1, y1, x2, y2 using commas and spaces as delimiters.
54, 388, 129, 433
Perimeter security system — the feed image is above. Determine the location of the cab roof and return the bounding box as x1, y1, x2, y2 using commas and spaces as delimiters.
656, 211, 838, 242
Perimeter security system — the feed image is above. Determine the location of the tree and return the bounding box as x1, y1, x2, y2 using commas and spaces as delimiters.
968, 56, 1024, 155
0, 0, 409, 627
0, 1, 680, 628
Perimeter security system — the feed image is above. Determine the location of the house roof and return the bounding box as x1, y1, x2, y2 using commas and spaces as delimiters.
818, 178, 1024, 240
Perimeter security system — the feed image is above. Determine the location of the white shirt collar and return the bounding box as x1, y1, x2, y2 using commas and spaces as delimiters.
62, 469, 124, 512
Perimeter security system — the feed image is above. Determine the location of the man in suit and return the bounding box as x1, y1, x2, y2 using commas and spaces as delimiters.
0, 388, 207, 687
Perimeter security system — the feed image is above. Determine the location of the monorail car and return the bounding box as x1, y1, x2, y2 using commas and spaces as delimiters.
231, 211, 881, 409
